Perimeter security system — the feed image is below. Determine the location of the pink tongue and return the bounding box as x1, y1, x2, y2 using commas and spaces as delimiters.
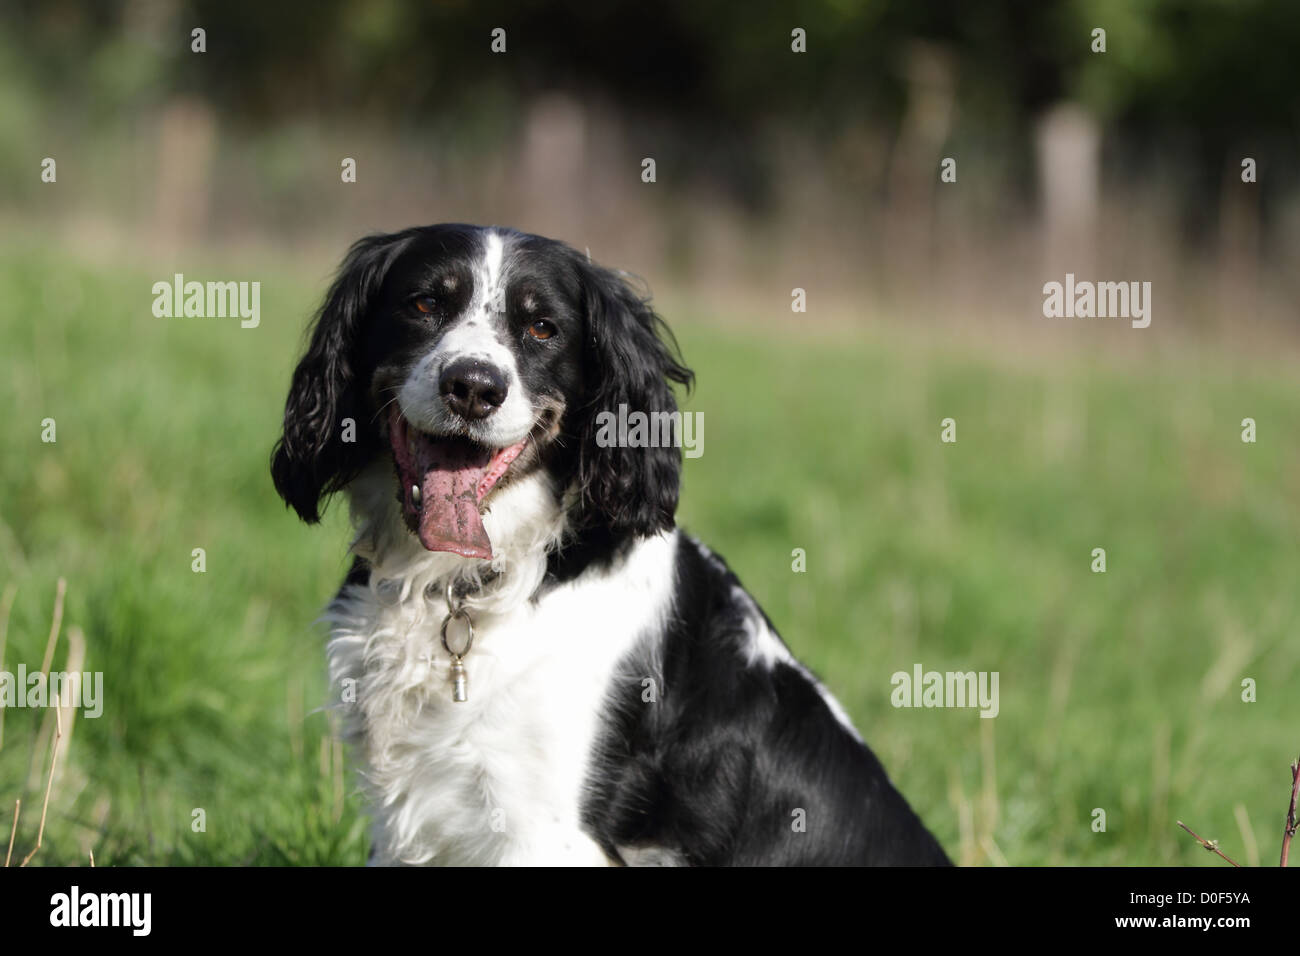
416, 443, 494, 559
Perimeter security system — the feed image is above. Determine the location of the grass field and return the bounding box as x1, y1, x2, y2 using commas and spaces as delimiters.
1, 242, 1297, 866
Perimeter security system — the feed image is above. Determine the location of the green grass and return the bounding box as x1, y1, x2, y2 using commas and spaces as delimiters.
1, 245, 1297, 865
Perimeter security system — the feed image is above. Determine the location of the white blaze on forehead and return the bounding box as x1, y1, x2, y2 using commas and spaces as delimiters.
482, 230, 506, 300
442, 229, 512, 359
397, 229, 534, 444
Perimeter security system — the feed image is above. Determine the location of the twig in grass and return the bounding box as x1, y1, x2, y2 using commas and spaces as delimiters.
20, 706, 62, 867
1281, 756, 1299, 868
5, 798, 18, 867
88, 848, 94, 867
1177, 820, 1242, 867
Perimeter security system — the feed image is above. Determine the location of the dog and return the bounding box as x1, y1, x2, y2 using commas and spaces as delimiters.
271, 223, 950, 866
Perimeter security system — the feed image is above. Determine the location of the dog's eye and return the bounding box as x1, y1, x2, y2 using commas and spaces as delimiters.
526, 320, 557, 341
412, 296, 438, 315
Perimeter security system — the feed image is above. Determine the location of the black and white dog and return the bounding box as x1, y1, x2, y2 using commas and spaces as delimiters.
272, 223, 949, 866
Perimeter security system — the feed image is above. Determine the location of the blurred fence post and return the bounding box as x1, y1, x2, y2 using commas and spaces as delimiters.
519, 94, 588, 244
152, 97, 217, 246
1217, 150, 1261, 326
1035, 103, 1100, 279
885, 42, 955, 299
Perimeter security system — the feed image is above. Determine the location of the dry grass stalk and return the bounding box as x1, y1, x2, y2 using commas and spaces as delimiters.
0, 582, 17, 751
20, 706, 63, 866
4, 798, 18, 867
25, 579, 67, 789
38, 578, 66, 675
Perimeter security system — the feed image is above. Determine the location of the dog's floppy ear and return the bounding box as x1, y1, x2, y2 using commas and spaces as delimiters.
271, 232, 411, 523
572, 257, 694, 538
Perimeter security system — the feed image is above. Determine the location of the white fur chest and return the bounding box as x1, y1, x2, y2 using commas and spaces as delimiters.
326, 529, 676, 866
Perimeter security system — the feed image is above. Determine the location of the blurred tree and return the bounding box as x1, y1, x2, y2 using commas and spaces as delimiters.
2, 0, 1296, 224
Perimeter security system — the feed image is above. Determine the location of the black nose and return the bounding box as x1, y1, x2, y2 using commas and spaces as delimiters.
439, 359, 508, 420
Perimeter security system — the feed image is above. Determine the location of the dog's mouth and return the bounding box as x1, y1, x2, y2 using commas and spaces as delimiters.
388, 408, 528, 559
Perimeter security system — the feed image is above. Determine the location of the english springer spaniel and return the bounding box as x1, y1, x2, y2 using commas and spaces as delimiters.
271, 223, 950, 866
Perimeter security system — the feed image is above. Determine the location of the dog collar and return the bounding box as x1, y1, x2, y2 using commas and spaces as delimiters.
438, 578, 482, 702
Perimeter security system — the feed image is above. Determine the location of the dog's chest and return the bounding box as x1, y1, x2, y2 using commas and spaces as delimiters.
328, 535, 675, 865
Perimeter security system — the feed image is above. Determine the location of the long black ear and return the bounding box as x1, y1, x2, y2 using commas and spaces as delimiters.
573, 258, 694, 538
271, 232, 412, 523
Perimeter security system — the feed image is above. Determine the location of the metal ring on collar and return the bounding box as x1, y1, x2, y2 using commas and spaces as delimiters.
441, 608, 474, 659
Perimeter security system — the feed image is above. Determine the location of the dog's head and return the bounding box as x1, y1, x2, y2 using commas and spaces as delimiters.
271, 224, 693, 559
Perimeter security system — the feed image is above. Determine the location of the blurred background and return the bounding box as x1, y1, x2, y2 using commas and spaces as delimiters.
5, 0, 1300, 327
0, 0, 1297, 866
